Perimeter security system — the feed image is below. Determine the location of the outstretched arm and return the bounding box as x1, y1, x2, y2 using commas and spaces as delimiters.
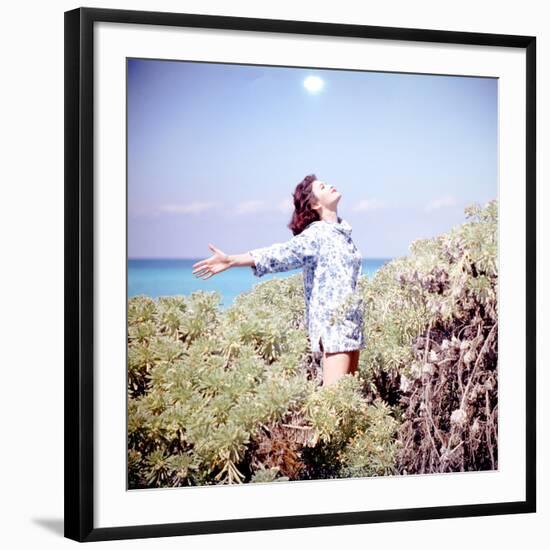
246, 229, 319, 277
228, 252, 256, 268
192, 244, 237, 280
192, 228, 319, 280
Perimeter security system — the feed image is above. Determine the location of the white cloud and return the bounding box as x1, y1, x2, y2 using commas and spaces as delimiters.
235, 198, 298, 215
425, 195, 456, 212
352, 199, 386, 212
159, 201, 218, 214
235, 200, 269, 215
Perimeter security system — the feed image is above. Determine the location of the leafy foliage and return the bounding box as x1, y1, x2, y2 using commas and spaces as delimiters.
393, 201, 498, 473
127, 200, 498, 487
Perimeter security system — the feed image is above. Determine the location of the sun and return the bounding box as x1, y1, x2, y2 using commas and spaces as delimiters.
303, 76, 324, 94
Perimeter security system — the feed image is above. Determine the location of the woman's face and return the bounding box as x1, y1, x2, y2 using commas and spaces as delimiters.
311, 179, 341, 209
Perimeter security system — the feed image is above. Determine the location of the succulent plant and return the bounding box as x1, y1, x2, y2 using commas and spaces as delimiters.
127, 199, 498, 487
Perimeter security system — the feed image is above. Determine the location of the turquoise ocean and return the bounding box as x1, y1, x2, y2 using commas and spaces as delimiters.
128, 258, 392, 311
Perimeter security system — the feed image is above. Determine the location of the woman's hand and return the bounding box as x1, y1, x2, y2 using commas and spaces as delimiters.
192, 244, 232, 280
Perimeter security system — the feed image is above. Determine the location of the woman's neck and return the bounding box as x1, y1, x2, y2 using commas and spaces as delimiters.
321, 211, 339, 224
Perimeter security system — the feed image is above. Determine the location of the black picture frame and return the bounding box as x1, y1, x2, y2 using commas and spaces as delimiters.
64, 6, 537, 543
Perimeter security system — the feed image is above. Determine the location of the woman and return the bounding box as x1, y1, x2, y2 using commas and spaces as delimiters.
192, 173, 366, 386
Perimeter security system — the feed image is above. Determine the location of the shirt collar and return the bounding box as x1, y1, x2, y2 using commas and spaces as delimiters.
322, 217, 352, 236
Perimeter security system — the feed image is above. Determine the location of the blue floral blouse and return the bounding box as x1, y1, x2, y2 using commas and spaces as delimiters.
248, 217, 366, 354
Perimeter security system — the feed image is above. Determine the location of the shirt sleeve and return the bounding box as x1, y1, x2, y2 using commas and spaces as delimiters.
248, 226, 319, 277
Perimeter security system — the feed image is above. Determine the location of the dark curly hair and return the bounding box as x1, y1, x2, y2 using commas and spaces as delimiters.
288, 173, 321, 236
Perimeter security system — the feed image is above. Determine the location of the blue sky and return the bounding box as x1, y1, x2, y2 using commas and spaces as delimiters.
128, 59, 497, 259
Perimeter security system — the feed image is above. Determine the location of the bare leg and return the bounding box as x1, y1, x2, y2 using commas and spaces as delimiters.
319, 338, 360, 386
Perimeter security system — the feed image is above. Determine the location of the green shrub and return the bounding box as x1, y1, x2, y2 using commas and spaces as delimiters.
127, 199, 498, 486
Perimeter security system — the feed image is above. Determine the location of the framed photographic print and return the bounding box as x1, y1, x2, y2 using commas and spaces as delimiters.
64, 6, 536, 543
